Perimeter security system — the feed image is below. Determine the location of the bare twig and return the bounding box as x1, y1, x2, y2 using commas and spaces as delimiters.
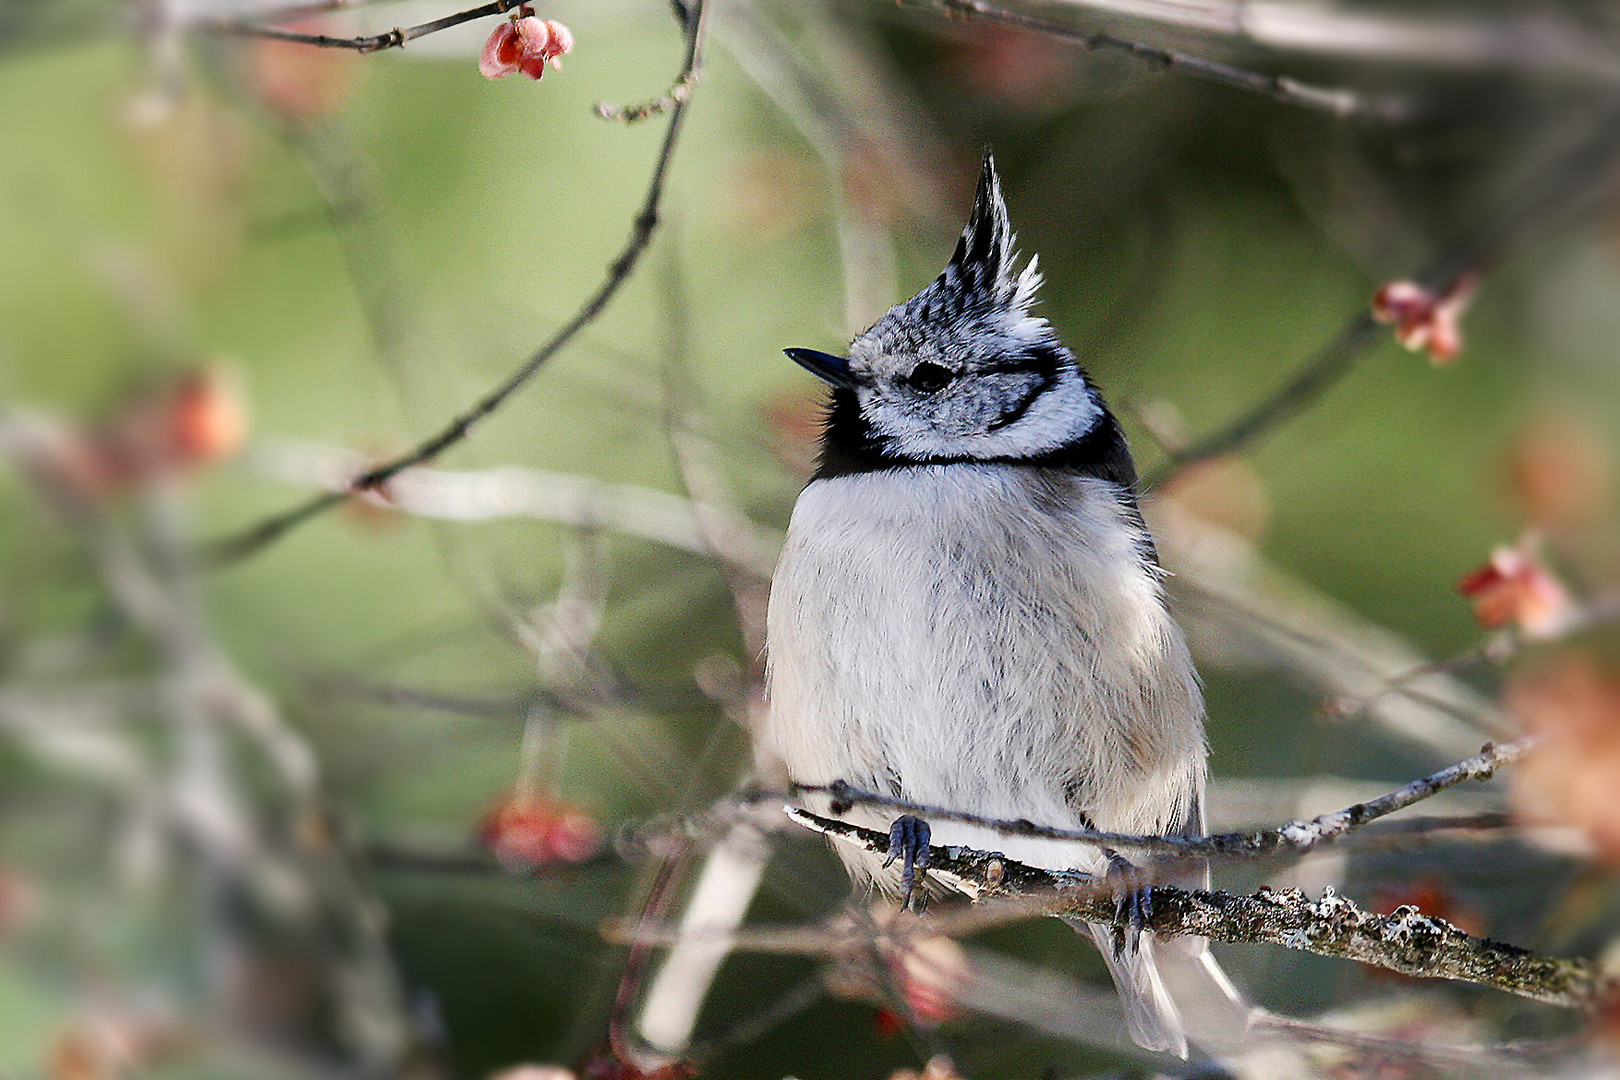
789, 809, 1607, 1009
1325, 589, 1620, 725
658, 262, 775, 659
205, 0, 711, 565
1085, 0, 1620, 77
1153, 506, 1514, 752
1142, 105, 1620, 489
910, 0, 1407, 120
918, 0, 1620, 81
246, 438, 780, 576
596, 74, 698, 124
774, 735, 1536, 858
198, 0, 528, 53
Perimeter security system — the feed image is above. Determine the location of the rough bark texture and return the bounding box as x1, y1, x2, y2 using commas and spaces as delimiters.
788, 807, 1607, 1010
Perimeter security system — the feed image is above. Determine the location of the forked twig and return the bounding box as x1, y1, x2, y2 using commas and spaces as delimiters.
1143, 105, 1620, 488
205, 0, 710, 565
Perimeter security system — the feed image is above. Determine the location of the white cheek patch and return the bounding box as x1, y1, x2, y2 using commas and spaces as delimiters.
866, 370, 1102, 461
983, 372, 1103, 457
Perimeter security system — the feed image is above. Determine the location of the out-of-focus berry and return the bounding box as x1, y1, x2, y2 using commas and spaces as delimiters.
251, 25, 358, 122
53, 365, 248, 496
891, 933, 971, 1027
887, 1057, 964, 1080
488, 1066, 577, 1080
1504, 414, 1613, 530
478, 796, 602, 870
1508, 656, 1620, 863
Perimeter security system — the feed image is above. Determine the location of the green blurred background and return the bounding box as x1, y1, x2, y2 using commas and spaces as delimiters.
2, 1, 1619, 1077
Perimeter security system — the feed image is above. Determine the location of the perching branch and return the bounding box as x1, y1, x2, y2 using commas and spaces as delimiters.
788, 808, 1607, 1010
204, 0, 710, 565
780, 735, 1536, 858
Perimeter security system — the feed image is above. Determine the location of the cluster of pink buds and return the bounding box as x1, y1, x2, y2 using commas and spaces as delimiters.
479, 9, 573, 81
1371, 274, 1478, 364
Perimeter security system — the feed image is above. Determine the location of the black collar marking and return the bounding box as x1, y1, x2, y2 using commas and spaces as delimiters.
812, 389, 1139, 494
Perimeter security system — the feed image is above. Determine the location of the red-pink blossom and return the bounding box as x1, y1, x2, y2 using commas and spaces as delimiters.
1371, 274, 1478, 364
479, 16, 574, 81
1456, 540, 1573, 638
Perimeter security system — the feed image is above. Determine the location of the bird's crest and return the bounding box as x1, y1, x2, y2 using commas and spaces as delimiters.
926, 153, 1044, 325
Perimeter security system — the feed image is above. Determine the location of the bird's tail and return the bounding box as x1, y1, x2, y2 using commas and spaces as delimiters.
1074, 920, 1254, 1059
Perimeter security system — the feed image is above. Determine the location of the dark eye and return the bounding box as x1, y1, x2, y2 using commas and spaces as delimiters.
907, 362, 953, 394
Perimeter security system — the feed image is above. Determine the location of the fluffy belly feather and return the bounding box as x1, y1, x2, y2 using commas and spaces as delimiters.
764, 464, 1205, 882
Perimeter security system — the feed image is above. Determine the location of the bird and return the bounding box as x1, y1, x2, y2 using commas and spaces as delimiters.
763, 152, 1249, 1058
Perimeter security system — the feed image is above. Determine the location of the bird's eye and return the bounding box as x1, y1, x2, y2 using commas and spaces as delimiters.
907, 362, 953, 394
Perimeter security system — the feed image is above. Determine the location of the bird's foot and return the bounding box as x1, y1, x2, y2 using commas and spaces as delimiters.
1104, 851, 1152, 958
882, 815, 931, 914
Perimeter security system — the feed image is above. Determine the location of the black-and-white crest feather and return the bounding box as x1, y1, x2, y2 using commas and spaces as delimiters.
800, 153, 1133, 489
918, 151, 1046, 339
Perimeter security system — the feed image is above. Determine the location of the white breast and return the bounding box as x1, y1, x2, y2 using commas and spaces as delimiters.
764, 465, 1205, 883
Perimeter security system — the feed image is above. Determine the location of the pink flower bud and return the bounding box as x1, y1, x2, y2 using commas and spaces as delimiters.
1370, 280, 1432, 327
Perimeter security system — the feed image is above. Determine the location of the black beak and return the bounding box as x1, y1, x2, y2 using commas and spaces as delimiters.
784, 348, 858, 390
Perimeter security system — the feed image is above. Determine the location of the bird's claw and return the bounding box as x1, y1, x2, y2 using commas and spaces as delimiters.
883, 815, 931, 913
1105, 851, 1152, 958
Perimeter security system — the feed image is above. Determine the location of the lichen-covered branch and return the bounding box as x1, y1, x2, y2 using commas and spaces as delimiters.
787, 808, 1607, 1010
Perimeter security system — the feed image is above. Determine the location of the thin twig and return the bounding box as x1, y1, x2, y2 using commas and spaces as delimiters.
1143, 105, 1620, 489
911, 0, 1408, 120
789, 809, 1607, 1009
198, 0, 528, 53
205, 0, 711, 565
247, 439, 780, 577
1024, 0, 1620, 79
596, 74, 698, 124
769, 736, 1536, 858
658, 261, 774, 659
